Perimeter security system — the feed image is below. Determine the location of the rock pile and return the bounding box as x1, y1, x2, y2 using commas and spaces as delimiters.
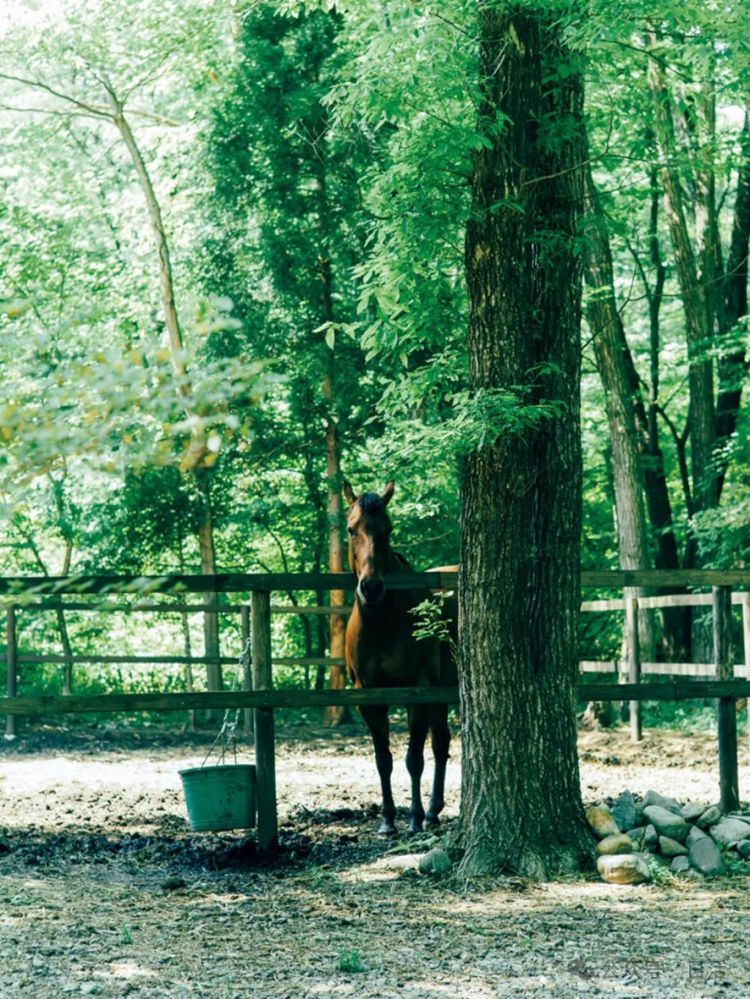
587, 790, 750, 884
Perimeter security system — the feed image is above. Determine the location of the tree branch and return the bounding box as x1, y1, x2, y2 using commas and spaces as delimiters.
0, 71, 110, 119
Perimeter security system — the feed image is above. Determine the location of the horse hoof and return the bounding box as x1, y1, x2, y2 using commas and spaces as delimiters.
425, 813, 440, 828
378, 820, 397, 836
408, 819, 424, 835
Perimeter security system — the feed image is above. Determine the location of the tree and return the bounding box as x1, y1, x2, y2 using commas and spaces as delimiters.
582, 5, 750, 654
0, 1, 252, 689
204, 6, 376, 717
457, 1, 593, 878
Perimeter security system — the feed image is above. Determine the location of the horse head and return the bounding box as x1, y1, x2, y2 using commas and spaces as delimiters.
343, 480, 395, 608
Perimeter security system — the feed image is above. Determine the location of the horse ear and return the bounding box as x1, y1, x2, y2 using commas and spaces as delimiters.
381, 481, 395, 506
343, 480, 357, 506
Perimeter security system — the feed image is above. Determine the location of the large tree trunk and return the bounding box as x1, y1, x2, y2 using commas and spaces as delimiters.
457, 3, 594, 879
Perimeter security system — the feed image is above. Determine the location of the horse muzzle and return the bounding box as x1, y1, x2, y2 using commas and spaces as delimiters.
357, 575, 385, 607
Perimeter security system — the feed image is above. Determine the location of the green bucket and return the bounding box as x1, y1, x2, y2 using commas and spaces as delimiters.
179, 764, 257, 832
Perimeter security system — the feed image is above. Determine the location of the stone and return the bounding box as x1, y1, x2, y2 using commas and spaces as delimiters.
611, 791, 637, 832
659, 836, 688, 858
686, 825, 705, 847
597, 853, 651, 885
643, 824, 658, 852
643, 805, 690, 842
585, 805, 620, 840
681, 801, 707, 823
643, 790, 683, 815
687, 826, 724, 876
671, 855, 691, 874
709, 817, 750, 848
696, 805, 722, 829
418, 846, 452, 875
597, 834, 634, 856
737, 840, 750, 860
626, 827, 646, 851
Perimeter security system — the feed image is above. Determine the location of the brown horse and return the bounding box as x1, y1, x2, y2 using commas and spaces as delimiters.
343, 480, 456, 835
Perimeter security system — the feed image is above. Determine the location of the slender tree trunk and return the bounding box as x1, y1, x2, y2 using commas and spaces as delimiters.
585, 166, 655, 667
323, 388, 351, 725
110, 100, 189, 394
640, 170, 691, 656
31, 475, 77, 693
175, 523, 196, 731
716, 109, 750, 496
311, 134, 351, 726
111, 94, 221, 690
457, 3, 593, 879
56, 539, 75, 695
195, 468, 222, 694
647, 42, 716, 513
585, 166, 690, 658
300, 431, 329, 689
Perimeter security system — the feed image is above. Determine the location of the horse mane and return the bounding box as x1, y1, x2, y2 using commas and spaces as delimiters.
390, 549, 412, 571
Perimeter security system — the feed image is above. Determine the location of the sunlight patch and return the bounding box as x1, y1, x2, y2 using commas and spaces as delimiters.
339, 853, 421, 883
104, 961, 159, 981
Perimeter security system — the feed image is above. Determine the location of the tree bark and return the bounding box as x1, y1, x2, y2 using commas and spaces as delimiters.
311, 120, 351, 726
585, 166, 655, 645
458, 3, 594, 879
322, 389, 351, 725
647, 42, 716, 513
585, 167, 691, 658
110, 100, 189, 394
195, 468, 222, 694
716, 109, 750, 496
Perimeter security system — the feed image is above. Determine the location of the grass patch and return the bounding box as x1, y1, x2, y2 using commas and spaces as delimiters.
338, 948, 367, 974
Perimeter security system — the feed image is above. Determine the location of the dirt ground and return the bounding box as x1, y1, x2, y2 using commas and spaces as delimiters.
1, 718, 749, 998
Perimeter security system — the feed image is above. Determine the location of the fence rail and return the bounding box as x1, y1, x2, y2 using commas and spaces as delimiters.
2, 679, 749, 718
3, 570, 750, 858
4, 567, 750, 596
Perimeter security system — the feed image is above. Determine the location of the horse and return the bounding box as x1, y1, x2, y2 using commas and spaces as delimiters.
343, 480, 457, 835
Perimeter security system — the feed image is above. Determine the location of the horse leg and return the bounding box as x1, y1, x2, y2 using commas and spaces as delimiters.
425, 703, 451, 826
359, 705, 397, 835
405, 705, 431, 834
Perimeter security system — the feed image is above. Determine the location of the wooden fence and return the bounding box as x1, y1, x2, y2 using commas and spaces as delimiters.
2, 569, 750, 858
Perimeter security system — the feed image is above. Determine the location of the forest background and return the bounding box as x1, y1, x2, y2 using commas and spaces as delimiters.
1, 0, 749, 710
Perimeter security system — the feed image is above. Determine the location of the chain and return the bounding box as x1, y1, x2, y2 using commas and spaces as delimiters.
201, 634, 251, 767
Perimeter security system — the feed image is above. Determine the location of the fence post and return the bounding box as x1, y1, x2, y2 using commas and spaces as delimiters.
240, 603, 253, 740
625, 594, 642, 742
714, 586, 738, 813
251, 589, 277, 859
5, 606, 17, 739
742, 592, 750, 750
